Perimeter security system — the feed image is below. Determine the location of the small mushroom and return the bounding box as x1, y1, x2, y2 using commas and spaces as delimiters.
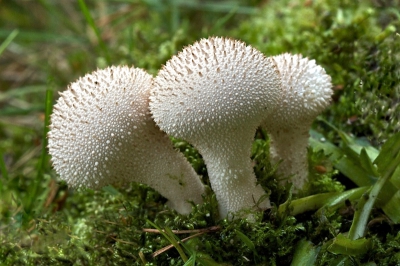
48, 66, 205, 214
150, 37, 282, 219
263, 53, 333, 189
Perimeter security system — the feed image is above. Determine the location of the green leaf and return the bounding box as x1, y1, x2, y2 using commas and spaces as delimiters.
327, 234, 371, 255
311, 130, 400, 224
291, 238, 321, 266
278, 187, 368, 217
316, 118, 379, 161
382, 191, 400, 223
374, 131, 400, 177
373, 132, 400, 224
345, 137, 379, 162
279, 192, 337, 217
390, 166, 400, 188
359, 148, 379, 177
310, 130, 376, 186
349, 133, 400, 239
319, 187, 368, 210
376, 180, 399, 207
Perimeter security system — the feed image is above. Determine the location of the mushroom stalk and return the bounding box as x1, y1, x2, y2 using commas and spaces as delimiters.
193, 135, 269, 219
48, 66, 205, 214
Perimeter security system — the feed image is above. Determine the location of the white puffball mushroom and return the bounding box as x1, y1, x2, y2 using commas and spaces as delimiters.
48, 66, 205, 215
150, 37, 282, 220
263, 53, 333, 190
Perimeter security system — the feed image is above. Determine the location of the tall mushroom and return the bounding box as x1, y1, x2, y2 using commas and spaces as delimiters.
149, 37, 282, 219
263, 53, 333, 190
48, 66, 205, 215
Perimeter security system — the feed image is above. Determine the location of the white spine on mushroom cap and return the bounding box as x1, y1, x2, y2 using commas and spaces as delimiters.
264, 53, 333, 189
150, 37, 282, 220
48, 66, 205, 214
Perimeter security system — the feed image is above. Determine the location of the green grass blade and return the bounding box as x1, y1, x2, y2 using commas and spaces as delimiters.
164, 226, 189, 262
170, 0, 180, 34
183, 254, 196, 266
0, 29, 19, 56
38, 89, 53, 178
24, 90, 53, 218
146, 220, 189, 262
77, 0, 111, 64
0, 151, 9, 194
0, 152, 8, 181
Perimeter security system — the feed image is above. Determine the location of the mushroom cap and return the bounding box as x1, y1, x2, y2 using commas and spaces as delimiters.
47, 66, 205, 214
150, 37, 281, 143
49, 66, 154, 188
268, 53, 332, 128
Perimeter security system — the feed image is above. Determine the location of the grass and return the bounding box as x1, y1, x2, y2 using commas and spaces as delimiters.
1, 0, 400, 265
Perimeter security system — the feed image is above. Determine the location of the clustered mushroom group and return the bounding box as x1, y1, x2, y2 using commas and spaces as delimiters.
48, 37, 332, 220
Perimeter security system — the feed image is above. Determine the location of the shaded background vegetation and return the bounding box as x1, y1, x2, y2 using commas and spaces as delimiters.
1, 0, 400, 265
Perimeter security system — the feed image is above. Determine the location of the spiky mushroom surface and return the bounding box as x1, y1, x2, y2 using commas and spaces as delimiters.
48, 66, 205, 214
150, 37, 282, 220
264, 53, 333, 189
